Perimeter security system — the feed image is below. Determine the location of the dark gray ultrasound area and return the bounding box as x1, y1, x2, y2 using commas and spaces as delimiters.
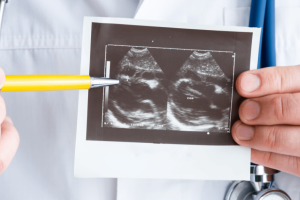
87, 23, 253, 144
167, 52, 232, 132
104, 48, 168, 129
104, 47, 233, 132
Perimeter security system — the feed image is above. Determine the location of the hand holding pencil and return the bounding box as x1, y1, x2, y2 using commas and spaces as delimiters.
0, 68, 19, 175
1, 75, 119, 92
0, 68, 119, 175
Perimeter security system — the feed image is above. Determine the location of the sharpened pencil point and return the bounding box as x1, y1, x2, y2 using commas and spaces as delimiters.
90, 77, 119, 88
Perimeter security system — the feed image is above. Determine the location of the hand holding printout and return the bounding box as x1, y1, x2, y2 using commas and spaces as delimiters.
232, 65, 300, 177
0, 68, 19, 175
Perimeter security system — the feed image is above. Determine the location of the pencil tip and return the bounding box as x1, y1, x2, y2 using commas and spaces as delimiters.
90, 77, 119, 88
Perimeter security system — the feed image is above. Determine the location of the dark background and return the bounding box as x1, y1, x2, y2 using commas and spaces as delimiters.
86, 22, 252, 145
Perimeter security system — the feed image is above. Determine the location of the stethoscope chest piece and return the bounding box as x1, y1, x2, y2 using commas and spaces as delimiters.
226, 165, 291, 200
225, 181, 256, 200
256, 189, 291, 200
225, 181, 291, 200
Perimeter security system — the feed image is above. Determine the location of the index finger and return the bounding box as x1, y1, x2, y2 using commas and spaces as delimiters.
236, 65, 300, 98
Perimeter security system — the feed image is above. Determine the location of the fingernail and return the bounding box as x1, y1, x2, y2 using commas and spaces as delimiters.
241, 74, 260, 92
242, 100, 260, 120
236, 123, 254, 141
4, 116, 13, 125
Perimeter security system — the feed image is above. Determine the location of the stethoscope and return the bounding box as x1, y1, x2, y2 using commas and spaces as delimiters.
225, 165, 291, 200
0, 0, 293, 199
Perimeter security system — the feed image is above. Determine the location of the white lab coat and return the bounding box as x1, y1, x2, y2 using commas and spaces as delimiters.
0, 0, 299, 199
0, 0, 137, 199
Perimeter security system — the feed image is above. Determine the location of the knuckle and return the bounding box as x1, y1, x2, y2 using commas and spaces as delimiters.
288, 156, 300, 177
262, 151, 274, 166
264, 69, 283, 93
266, 127, 278, 151
271, 94, 297, 123
296, 158, 300, 177
271, 95, 285, 121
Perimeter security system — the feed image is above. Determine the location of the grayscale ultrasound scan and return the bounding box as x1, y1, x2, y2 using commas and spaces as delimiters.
86, 22, 254, 145
103, 47, 168, 130
102, 45, 235, 133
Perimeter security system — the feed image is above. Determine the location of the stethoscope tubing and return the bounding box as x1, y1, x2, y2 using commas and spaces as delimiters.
249, 0, 276, 68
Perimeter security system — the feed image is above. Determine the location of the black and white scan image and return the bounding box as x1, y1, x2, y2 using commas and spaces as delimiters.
86, 22, 254, 145
103, 47, 168, 130
103, 45, 235, 133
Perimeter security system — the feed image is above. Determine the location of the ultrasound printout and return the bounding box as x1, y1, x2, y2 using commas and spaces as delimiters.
103, 45, 234, 133
75, 17, 260, 180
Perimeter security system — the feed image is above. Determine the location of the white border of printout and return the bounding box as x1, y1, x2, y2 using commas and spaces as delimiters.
74, 17, 260, 180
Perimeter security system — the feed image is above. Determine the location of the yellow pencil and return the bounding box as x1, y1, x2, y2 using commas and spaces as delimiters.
1, 75, 119, 92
